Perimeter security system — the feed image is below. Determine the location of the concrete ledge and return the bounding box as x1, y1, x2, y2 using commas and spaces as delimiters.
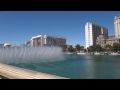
0, 63, 68, 79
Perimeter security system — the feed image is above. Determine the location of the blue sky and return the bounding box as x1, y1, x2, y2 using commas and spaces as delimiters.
0, 11, 120, 47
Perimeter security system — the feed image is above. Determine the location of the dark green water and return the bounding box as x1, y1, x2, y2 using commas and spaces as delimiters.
9, 54, 120, 79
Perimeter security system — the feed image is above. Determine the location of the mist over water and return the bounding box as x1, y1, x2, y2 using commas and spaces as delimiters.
0, 46, 64, 64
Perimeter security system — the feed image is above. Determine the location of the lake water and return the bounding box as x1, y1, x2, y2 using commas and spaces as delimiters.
9, 54, 120, 79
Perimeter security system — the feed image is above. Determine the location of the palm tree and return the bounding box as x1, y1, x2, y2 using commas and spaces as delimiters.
75, 44, 81, 53
67, 45, 74, 53
80, 46, 84, 52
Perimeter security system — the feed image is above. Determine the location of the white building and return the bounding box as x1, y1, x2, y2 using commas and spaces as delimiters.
31, 35, 66, 46
114, 16, 120, 38
85, 22, 108, 49
4, 43, 11, 48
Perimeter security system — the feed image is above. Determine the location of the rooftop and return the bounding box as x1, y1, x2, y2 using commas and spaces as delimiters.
86, 22, 108, 29
115, 16, 120, 19
31, 35, 66, 40
4, 43, 11, 47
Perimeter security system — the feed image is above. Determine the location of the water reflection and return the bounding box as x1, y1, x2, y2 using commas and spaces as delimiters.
82, 55, 120, 79
83, 55, 95, 79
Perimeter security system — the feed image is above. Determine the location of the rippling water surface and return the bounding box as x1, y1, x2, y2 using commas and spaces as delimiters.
9, 54, 120, 79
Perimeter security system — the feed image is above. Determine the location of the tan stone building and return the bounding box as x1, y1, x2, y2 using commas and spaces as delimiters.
96, 35, 106, 47
114, 16, 120, 38
96, 35, 120, 47
96, 15, 120, 47
106, 37, 120, 46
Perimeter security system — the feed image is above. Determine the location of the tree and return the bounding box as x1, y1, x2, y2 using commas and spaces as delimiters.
75, 44, 81, 53
112, 43, 120, 52
73, 48, 77, 53
68, 45, 74, 53
105, 44, 112, 52
87, 45, 104, 52
94, 44, 104, 52
80, 46, 84, 51
87, 46, 95, 52
84, 49, 87, 52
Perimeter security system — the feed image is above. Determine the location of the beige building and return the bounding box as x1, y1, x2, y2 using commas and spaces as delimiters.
96, 35, 120, 47
96, 35, 106, 47
114, 16, 120, 38
106, 37, 120, 46
31, 35, 66, 46
97, 16, 120, 47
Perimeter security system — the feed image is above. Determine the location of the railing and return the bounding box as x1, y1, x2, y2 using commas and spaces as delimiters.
0, 63, 68, 79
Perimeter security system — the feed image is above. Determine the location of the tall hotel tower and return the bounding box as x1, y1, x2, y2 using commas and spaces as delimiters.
85, 22, 108, 49
114, 16, 120, 38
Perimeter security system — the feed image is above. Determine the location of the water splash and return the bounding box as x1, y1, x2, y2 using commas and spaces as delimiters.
0, 46, 64, 64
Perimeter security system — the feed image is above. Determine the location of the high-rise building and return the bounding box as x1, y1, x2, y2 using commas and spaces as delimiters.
31, 35, 66, 46
114, 16, 120, 38
85, 22, 108, 49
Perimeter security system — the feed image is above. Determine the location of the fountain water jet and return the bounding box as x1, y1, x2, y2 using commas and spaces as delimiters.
0, 46, 64, 64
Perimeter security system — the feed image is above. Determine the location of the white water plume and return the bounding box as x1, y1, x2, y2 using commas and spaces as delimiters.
0, 46, 64, 64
